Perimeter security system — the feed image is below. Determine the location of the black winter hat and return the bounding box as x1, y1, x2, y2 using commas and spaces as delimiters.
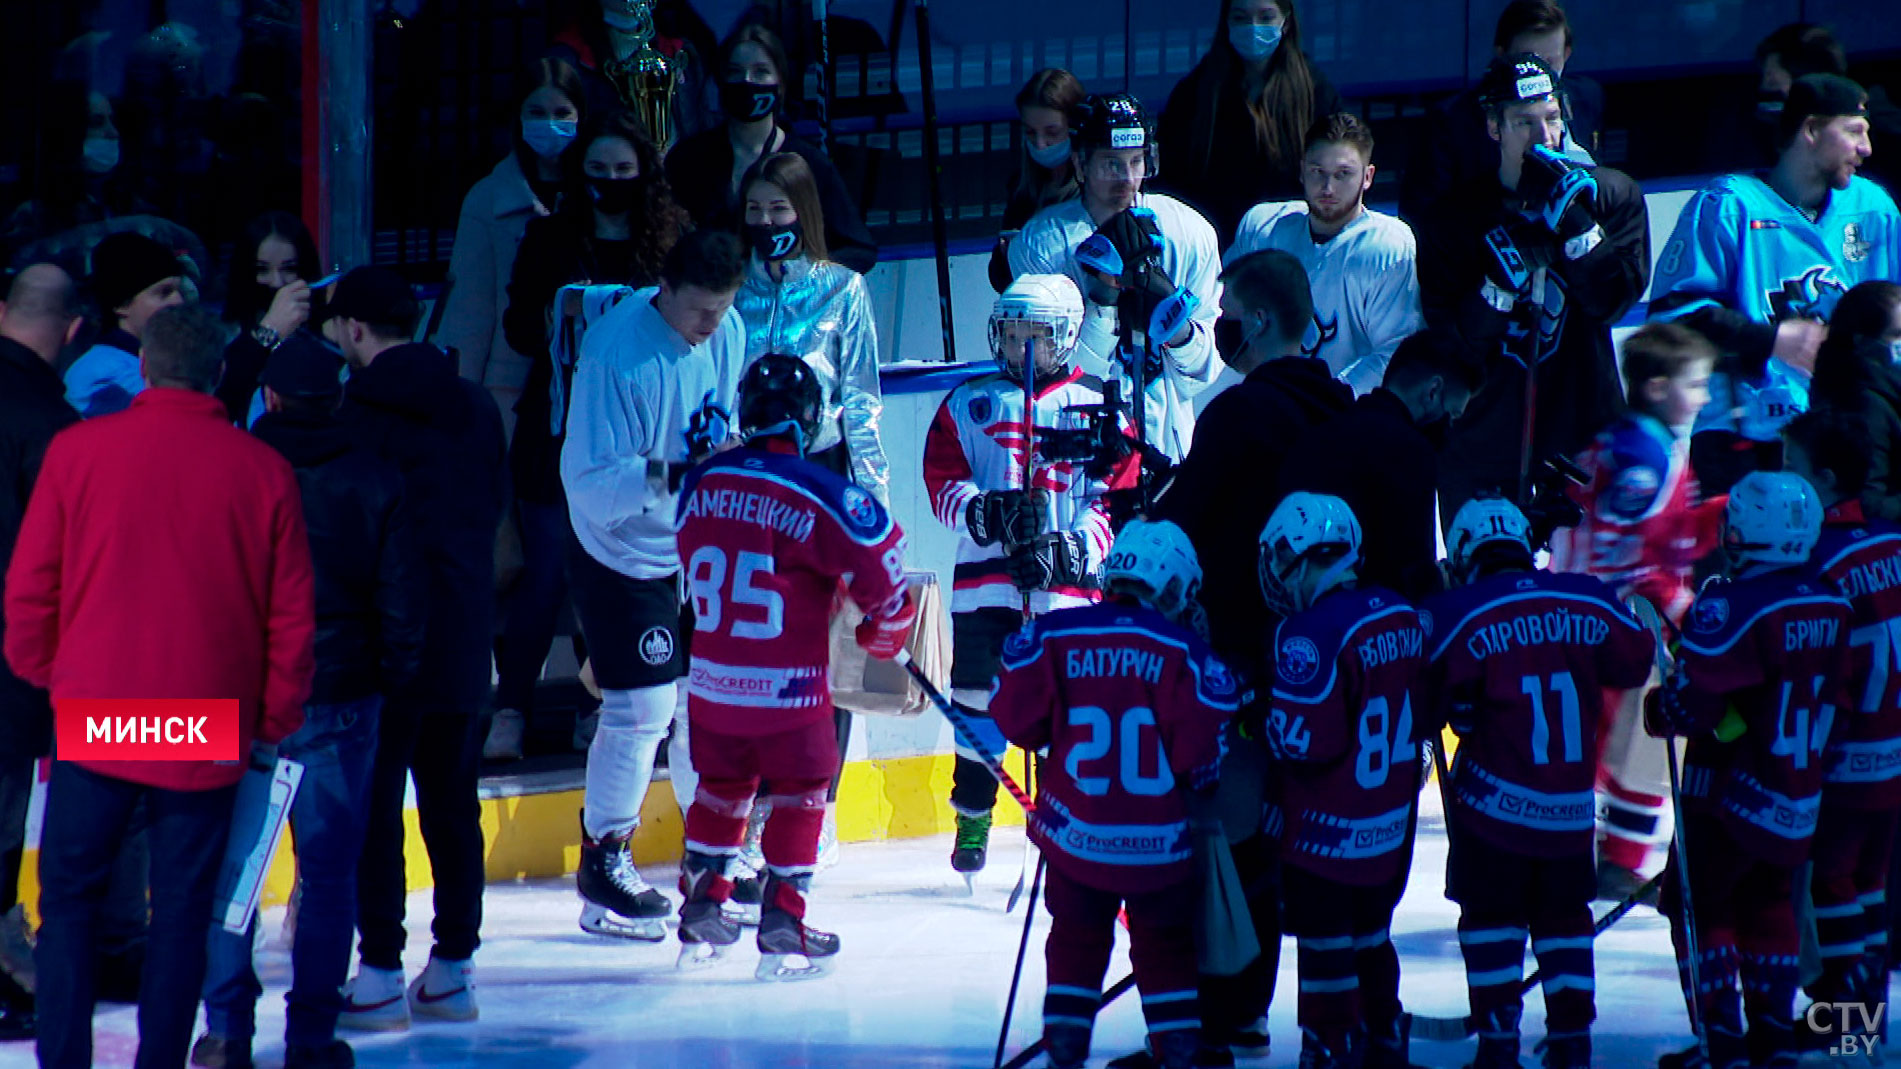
1781, 73, 1869, 141
259, 331, 345, 398
89, 232, 184, 313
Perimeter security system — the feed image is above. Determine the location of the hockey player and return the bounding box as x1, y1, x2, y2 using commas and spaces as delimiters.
1008, 92, 1221, 465
671, 352, 914, 978
921, 274, 1130, 876
990, 519, 1240, 1069
1424, 497, 1656, 1069
1651, 74, 1901, 496
1226, 112, 1425, 396
560, 229, 750, 941
1548, 322, 1727, 895
1255, 493, 1428, 1069
1780, 412, 1901, 1046
1647, 471, 1855, 1069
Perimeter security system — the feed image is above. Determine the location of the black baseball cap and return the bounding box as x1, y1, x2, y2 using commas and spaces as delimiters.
326, 266, 419, 333
1781, 73, 1869, 138
259, 331, 345, 398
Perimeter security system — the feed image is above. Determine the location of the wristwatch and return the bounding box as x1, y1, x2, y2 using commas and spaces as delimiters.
252, 324, 284, 351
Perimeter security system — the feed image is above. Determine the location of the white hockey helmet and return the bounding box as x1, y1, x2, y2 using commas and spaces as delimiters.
989, 273, 1084, 384
1103, 519, 1203, 619
1259, 493, 1363, 617
1723, 471, 1822, 567
1447, 495, 1534, 582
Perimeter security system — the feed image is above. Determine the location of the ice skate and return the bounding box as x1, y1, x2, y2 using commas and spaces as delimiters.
951, 810, 992, 892
723, 861, 763, 928
676, 866, 742, 969
1534, 1032, 1589, 1069
576, 821, 670, 941
755, 875, 840, 981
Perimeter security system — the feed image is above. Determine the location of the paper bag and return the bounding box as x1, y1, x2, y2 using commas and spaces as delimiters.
829, 572, 950, 718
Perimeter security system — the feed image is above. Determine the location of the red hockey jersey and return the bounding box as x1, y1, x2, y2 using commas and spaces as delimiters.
1262, 586, 1428, 886
675, 445, 907, 736
1422, 570, 1655, 856
1813, 501, 1901, 810
1672, 569, 1854, 864
1550, 413, 1726, 626
990, 600, 1240, 894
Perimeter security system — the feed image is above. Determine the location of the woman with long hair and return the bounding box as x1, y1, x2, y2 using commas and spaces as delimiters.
484, 109, 689, 763
665, 21, 877, 274
218, 210, 321, 423
1156, 0, 1342, 240
989, 68, 1086, 292
1810, 280, 1901, 519
436, 57, 589, 428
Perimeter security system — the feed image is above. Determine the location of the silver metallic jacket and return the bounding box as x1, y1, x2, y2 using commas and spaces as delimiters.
733, 255, 891, 502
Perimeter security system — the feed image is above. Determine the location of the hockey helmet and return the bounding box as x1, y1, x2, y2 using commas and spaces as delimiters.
989, 273, 1084, 385
737, 352, 824, 453
1072, 93, 1159, 178
1259, 493, 1362, 616
1447, 495, 1534, 583
1723, 471, 1822, 567
1476, 52, 1559, 115
1103, 519, 1203, 620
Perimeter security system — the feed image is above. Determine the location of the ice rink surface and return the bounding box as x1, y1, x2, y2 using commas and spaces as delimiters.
5, 816, 1885, 1068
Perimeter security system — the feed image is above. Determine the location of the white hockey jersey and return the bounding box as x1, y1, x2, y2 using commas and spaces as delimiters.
922, 367, 1130, 614
562, 288, 748, 580
1007, 192, 1222, 463
1226, 201, 1425, 396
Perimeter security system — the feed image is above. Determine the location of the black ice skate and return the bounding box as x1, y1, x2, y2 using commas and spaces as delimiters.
951, 810, 992, 892
576, 820, 670, 941
676, 866, 742, 969
755, 876, 839, 981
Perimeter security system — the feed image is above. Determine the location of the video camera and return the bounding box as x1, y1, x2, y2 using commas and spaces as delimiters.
1034, 379, 1174, 528
1523, 452, 1588, 554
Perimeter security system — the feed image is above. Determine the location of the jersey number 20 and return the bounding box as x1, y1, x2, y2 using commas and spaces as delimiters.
1066, 705, 1173, 797
687, 546, 784, 640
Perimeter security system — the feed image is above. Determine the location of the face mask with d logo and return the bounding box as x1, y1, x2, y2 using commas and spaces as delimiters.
746, 221, 804, 262
721, 81, 781, 123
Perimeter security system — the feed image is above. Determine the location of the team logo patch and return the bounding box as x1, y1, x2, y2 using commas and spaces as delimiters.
1417, 609, 1435, 638
639, 626, 676, 666
1203, 657, 1237, 698
1845, 222, 1871, 263
841, 485, 880, 531
1768, 265, 1848, 322
969, 395, 993, 424
1690, 597, 1729, 634
1002, 624, 1036, 659
1277, 636, 1321, 686
1609, 466, 1662, 517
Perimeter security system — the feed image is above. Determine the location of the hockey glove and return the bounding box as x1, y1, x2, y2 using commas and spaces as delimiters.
1004, 531, 1092, 592
1093, 206, 1168, 280
1479, 225, 1534, 313
855, 590, 917, 660
1518, 145, 1602, 258
1644, 673, 1698, 738
966, 488, 1051, 549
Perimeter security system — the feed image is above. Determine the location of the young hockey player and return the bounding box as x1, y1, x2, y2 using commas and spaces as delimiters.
671, 353, 915, 978
1548, 322, 1726, 896
921, 274, 1129, 876
1255, 493, 1428, 1069
1647, 471, 1855, 1069
1781, 412, 1901, 1047
989, 519, 1240, 1069
1425, 496, 1656, 1069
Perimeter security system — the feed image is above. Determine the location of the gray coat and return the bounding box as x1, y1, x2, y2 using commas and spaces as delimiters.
435, 154, 552, 436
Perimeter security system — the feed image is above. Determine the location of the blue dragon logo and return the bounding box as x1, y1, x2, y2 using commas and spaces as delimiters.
1767, 266, 1847, 323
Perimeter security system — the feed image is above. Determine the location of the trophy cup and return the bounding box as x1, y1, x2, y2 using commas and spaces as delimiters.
600, 0, 681, 149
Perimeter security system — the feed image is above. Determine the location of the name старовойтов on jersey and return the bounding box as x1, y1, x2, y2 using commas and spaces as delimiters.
680, 485, 816, 543
1064, 647, 1164, 684
1465, 611, 1610, 661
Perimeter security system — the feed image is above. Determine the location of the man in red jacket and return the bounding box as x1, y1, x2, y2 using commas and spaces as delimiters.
3, 303, 315, 1069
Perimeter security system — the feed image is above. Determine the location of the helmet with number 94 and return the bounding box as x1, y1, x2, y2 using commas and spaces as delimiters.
1259, 492, 1362, 617
1102, 519, 1202, 620
988, 273, 1084, 386
1447, 494, 1534, 584
1723, 470, 1822, 567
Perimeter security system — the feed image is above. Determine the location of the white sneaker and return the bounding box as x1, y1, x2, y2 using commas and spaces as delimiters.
338, 965, 409, 1033
572, 710, 600, 751
483, 708, 526, 760
408, 953, 477, 1022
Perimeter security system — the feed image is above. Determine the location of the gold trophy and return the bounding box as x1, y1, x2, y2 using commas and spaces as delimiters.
600, 0, 681, 149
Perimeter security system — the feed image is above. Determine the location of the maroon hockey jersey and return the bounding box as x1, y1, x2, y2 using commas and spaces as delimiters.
1262, 586, 1428, 886
674, 444, 908, 736
1813, 501, 1901, 810
1423, 570, 1655, 856
990, 599, 1240, 894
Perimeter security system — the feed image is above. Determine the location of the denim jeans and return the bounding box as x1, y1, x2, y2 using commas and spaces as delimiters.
494, 499, 572, 713
36, 762, 235, 1069
203, 695, 381, 1047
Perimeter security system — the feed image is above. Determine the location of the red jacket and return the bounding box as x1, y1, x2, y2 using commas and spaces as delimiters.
3, 389, 314, 791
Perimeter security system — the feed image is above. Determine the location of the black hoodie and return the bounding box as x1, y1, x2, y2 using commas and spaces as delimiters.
253, 408, 426, 705
338, 342, 506, 715
1158, 355, 1354, 666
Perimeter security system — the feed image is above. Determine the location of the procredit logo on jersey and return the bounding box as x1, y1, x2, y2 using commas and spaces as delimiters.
57, 699, 241, 762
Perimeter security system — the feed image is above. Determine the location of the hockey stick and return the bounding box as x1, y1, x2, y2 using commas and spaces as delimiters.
1402, 869, 1666, 1041
1005, 757, 1037, 913
999, 970, 1139, 1069
897, 651, 1034, 814
1002, 338, 1043, 912
995, 853, 1047, 1069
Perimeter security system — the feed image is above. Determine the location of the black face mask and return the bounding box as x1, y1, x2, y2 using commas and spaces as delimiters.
746, 221, 804, 262
721, 80, 781, 123
1419, 413, 1454, 451
1214, 316, 1266, 370
588, 175, 643, 215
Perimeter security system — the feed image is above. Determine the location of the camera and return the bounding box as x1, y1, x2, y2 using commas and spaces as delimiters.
1524, 453, 1588, 553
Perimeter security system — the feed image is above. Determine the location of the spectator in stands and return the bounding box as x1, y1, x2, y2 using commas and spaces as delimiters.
665, 22, 877, 274
1156, 0, 1340, 242
217, 211, 320, 424
437, 58, 590, 432
329, 268, 505, 1032
1809, 281, 1901, 521
990, 68, 1086, 293
1415, 53, 1648, 515
1227, 112, 1424, 395
0, 264, 83, 1040
65, 232, 188, 419
1398, 0, 1603, 227
197, 334, 424, 1069
1753, 23, 1901, 189
4, 303, 315, 1069
487, 110, 689, 761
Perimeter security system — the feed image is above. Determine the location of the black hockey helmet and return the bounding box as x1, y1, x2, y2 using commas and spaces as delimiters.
1072, 92, 1159, 176
1476, 52, 1559, 115
737, 352, 824, 452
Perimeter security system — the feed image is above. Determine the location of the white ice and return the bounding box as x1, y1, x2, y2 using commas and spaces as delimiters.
4, 812, 1886, 1068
